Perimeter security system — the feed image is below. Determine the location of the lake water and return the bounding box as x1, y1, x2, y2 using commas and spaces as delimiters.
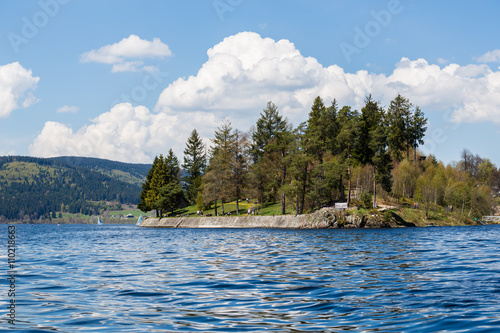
1, 224, 500, 332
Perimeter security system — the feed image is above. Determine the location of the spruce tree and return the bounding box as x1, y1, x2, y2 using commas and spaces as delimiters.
409, 106, 428, 161
250, 102, 292, 214
165, 149, 181, 184
337, 105, 359, 206
231, 129, 249, 215
353, 95, 392, 208
250, 101, 288, 163
156, 149, 183, 216
304, 96, 327, 164
204, 119, 236, 214
287, 123, 311, 214
138, 155, 163, 216
386, 94, 412, 161
139, 150, 183, 217
182, 129, 206, 203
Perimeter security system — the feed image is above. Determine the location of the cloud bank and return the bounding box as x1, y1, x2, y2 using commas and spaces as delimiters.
80, 34, 172, 73
30, 103, 217, 163
32, 32, 500, 163
0, 62, 39, 118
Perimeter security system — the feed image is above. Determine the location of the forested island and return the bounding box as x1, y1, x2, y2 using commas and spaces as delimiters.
139, 94, 500, 225
1, 95, 497, 225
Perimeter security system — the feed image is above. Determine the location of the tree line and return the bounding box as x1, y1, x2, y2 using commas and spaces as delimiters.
0, 156, 141, 221
139, 94, 498, 219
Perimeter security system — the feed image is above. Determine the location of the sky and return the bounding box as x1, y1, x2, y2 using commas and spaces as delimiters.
1, 0, 500, 165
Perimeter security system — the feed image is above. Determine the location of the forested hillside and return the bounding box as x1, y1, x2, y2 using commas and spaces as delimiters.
0, 156, 148, 222
48, 156, 150, 186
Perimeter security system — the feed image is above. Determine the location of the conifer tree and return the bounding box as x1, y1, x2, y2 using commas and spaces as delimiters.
386, 94, 412, 161
139, 150, 183, 217
409, 106, 428, 161
250, 102, 292, 214
287, 123, 311, 214
324, 99, 340, 155
250, 102, 288, 163
304, 96, 327, 164
138, 155, 160, 213
139, 154, 166, 217
204, 119, 236, 215
156, 149, 183, 216
336, 105, 359, 206
182, 129, 206, 203
354, 95, 392, 208
231, 129, 250, 215
386, 95, 427, 161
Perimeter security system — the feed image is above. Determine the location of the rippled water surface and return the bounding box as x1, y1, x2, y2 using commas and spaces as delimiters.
1, 224, 500, 332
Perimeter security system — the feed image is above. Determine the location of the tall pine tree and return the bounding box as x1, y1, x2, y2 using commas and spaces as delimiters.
250, 102, 292, 214
337, 105, 359, 207
354, 95, 392, 208
204, 119, 237, 215
409, 106, 428, 162
182, 129, 206, 203
386, 94, 412, 161
156, 149, 183, 216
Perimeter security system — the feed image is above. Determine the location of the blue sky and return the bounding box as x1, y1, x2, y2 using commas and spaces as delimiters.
1, 0, 500, 164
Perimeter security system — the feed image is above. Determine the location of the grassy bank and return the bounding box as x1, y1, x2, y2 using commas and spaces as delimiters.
165, 199, 489, 227
170, 200, 293, 217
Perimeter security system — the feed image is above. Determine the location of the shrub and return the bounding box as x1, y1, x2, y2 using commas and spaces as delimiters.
383, 210, 393, 222
360, 192, 372, 209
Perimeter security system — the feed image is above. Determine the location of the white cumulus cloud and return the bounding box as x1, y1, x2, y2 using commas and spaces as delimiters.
80, 34, 172, 72
0, 62, 39, 118
477, 50, 500, 63
32, 32, 500, 163
30, 103, 217, 163
156, 32, 500, 127
56, 105, 79, 113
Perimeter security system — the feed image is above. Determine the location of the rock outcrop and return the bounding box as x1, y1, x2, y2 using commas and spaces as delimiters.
140, 207, 410, 229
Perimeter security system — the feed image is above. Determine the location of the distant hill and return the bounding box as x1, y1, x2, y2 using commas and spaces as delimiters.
0, 156, 151, 222
47, 156, 151, 186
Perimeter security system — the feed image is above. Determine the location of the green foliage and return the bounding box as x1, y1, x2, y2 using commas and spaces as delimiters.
392, 159, 419, 198
48, 156, 150, 186
248, 102, 292, 214
11, 94, 498, 223
195, 191, 205, 211
353, 95, 384, 166
308, 159, 346, 207
360, 192, 372, 209
183, 129, 206, 203
203, 120, 237, 214
157, 183, 184, 215
250, 101, 289, 163
0, 156, 142, 221
138, 149, 183, 217
383, 210, 393, 222
386, 95, 428, 162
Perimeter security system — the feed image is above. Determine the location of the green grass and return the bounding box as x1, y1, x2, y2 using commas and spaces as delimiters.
106, 208, 144, 218
395, 206, 474, 227
160, 199, 295, 218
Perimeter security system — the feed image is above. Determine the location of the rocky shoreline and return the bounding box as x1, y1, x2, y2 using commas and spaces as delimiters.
139, 207, 416, 229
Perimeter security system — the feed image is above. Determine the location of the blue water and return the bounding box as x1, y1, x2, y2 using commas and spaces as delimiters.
1, 224, 500, 332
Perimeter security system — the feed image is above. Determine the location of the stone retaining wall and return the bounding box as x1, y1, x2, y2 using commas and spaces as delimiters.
139, 214, 311, 229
